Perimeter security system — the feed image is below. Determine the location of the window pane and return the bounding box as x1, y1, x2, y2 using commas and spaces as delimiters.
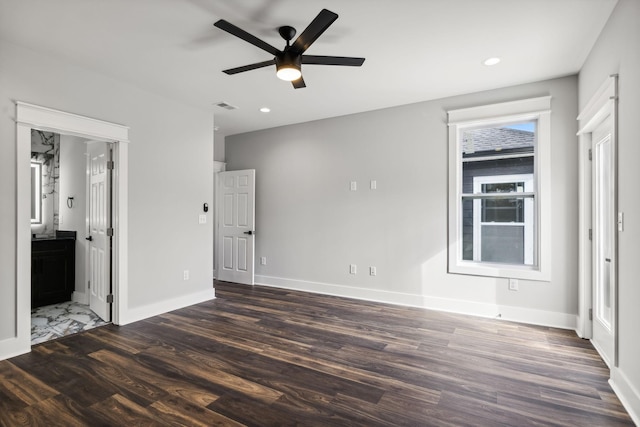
482, 182, 523, 193
462, 198, 474, 261
482, 198, 524, 222
463, 196, 533, 264
481, 225, 525, 264
462, 122, 536, 158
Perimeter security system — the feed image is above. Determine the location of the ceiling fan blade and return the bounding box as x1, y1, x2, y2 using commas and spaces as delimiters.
292, 76, 306, 89
302, 55, 365, 66
223, 60, 275, 75
214, 19, 280, 56
290, 9, 338, 55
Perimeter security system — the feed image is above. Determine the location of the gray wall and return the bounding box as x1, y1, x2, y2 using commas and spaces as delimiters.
226, 75, 579, 324
0, 40, 214, 341
579, 0, 640, 418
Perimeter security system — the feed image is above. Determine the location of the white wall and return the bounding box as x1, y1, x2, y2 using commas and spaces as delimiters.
579, 0, 640, 422
58, 135, 88, 295
226, 75, 579, 328
0, 40, 214, 348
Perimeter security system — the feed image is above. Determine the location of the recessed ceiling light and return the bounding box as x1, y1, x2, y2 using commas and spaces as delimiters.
483, 57, 501, 66
260, 107, 271, 113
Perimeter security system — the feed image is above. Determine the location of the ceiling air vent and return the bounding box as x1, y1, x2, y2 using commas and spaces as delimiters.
214, 101, 238, 111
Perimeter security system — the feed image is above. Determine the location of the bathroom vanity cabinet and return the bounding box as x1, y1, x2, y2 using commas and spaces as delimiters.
31, 235, 76, 308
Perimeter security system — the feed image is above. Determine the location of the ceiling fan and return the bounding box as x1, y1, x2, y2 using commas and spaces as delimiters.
213, 9, 365, 89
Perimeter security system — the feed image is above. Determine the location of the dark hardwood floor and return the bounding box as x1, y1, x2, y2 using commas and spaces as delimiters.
0, 281, 633, 426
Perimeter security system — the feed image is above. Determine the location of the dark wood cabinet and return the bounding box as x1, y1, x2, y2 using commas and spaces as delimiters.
32, 238, 75, 308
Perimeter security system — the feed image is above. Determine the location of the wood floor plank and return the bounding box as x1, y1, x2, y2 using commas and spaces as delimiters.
0, 280, 633, 425
87, 393, 161, 426
148, 394, 245, 427
0, 362, 59, 406
88, 349, 221, 407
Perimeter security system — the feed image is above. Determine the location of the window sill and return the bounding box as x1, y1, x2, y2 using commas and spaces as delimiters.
449, 261, 550, 282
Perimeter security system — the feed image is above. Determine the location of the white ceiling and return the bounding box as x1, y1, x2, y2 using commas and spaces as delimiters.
0, 0, 618, 137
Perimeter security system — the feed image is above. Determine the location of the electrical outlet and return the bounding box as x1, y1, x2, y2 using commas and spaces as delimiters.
370, 180, 377, 190
508, 278, 518, 291
199, 214, 207, 224
369, 266, 376, 276
260, 257, 267, 265
350, 181, 357, 191
350, 264, 357, 275
183, 270, 189, 280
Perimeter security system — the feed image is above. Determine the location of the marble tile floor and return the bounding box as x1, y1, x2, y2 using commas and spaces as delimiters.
31, 301, 109, 345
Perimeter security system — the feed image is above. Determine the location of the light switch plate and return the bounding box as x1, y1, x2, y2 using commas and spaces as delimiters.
618, 212, 624, 232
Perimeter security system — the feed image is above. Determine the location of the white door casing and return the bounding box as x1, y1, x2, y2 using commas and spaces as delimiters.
217, 170, 255, 285
576, 75, 618, 366
12, 102, 128, 360
591, 116, 615, 367
213, 161, 227, 279
88, 142, 111, 321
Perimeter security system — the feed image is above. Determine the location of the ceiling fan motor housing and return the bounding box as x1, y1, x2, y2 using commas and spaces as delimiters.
276, 51, 301, 70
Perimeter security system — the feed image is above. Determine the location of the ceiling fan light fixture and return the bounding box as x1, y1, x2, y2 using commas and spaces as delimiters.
276, 65, 301, 81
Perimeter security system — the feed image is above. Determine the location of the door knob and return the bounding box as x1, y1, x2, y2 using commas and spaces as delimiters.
86, 236, 93, 241
243, 230, 254, 235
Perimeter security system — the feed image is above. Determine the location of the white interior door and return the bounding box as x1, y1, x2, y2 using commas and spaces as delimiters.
217, 170, 255, 285
592, 117, 615, 367
87, 142, 111, 321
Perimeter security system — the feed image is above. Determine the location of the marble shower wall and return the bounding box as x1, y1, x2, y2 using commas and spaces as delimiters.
31, 130, 60, 236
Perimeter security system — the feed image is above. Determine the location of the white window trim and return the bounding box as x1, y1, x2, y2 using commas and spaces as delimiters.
472, 174, 534, 265
448, 96, 551, 281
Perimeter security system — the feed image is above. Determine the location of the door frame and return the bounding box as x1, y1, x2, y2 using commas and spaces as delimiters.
16, 102, 129, 354
212, 161, 226, 279
577, 75, 618, 366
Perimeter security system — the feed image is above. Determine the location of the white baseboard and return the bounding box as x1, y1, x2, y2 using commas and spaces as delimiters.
0, 336, 30, 361
255, 275, 577, 330
610, 368, 640, 425
119, 289, 216, 326
72, 291, 89, 305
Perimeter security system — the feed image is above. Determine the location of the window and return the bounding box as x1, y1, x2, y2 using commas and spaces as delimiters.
448, 97, 551, 281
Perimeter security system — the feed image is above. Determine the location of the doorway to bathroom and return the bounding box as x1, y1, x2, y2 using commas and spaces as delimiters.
16, 102, 129, 353
29, 131, 113, 344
